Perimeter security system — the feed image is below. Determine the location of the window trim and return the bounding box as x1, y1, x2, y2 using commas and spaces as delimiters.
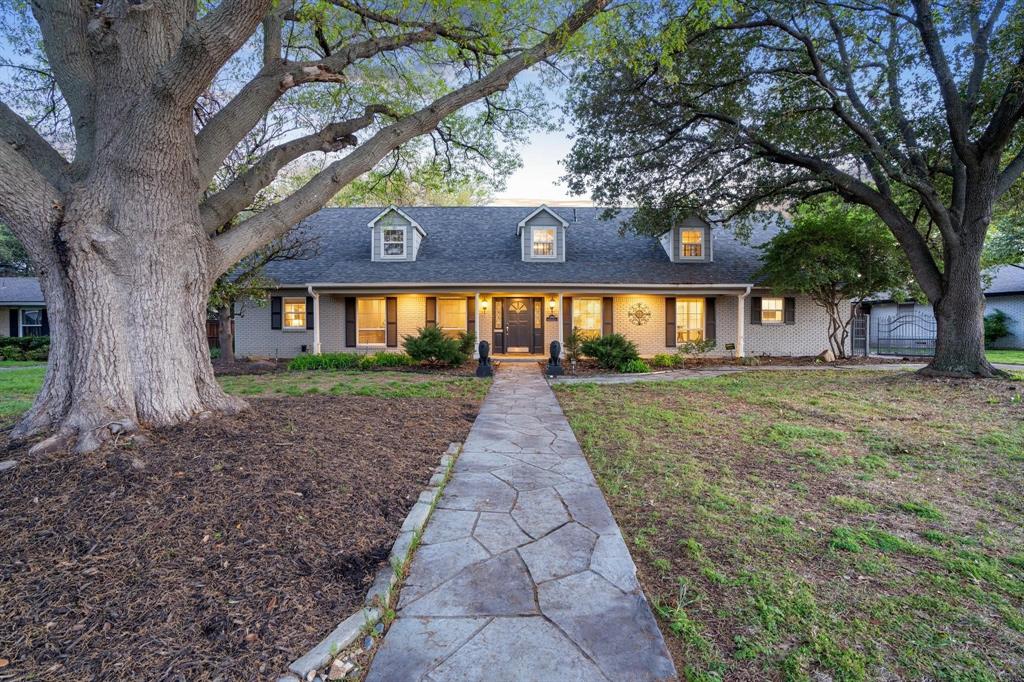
572, 297, 603, 339
530, 225, 557, 259
675, 297, 705, 343
357, 297, 387, 346
19, 308, 44, 337
678, 228, 704, 260
437, 296, 468, 337
381, 226, 407, 260
760, 297, 785, 325
282, 297, 307, 331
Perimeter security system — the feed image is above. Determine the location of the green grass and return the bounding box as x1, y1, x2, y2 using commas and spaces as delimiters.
556, 370, 1024, 682
1, 367, 489, 429
0, 360, 47, 367
0, 365, 47, 428
987, 349, 1024, 365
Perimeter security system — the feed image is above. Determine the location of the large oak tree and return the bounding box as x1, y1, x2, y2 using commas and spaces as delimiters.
564, 0, 1024, 377
0, 0, 607, 453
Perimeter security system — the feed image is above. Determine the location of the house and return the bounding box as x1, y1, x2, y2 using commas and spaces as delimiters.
235, 205, 845, 360
0, 277, 48, 337
864, 265, 1024, 353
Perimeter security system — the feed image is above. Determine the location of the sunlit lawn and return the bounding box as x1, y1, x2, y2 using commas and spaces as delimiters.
556, 370, 1024, 681
988, 349, 1024, 365
0, 367, 489, 429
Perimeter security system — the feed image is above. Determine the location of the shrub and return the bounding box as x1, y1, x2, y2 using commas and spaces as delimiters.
403, 326, 468, 366
456, 331, 476, 358
209, 346, 221, 360
0, 345, 26, 361
619, 358, 651, 373
0, 335, 50, 360
369, 352, 415, 367
26, 348, 49, 362
650, 353, 679, 368
984, 309, 1011, 346
563, 327, 585, 363
580, 333, 639, 370
677, 338, 716, 359
288, 352, 361, 370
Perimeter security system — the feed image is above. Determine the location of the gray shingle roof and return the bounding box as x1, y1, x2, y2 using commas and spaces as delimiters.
264, 206, 782, 286
0, 277, 44, 305
985, 265, 1024, 295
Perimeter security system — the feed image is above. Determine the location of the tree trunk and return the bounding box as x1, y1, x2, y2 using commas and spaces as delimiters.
218, 304, 236, 364
925, 242, 999, 377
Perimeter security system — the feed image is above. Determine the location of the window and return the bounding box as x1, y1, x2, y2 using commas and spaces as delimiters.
676, 298, 705, 343
531, 227, 556, 258
382, 227, 406, 258
20, 309, 43, 336
761, 297, 784, 324
283, 298, 306, 329
357, 298, 386, 344
438, 298, 467, 337
573, 298, 602, 339
679, 229, 704, 258
897, 302, 916, 316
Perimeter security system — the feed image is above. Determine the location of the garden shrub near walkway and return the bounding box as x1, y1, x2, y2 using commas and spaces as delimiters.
555, 371, 1024, 681
0, 371, 486, 680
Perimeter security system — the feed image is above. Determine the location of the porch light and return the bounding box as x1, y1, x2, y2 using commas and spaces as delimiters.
548, 298, 556, 312
480, 298, 489, 313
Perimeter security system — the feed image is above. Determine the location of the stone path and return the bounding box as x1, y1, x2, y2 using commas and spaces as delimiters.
366, 363, 676, 682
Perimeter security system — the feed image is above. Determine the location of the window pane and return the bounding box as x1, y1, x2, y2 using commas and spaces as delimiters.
383, 228, 405, 256
493, 299, 502, 328
438, 298, 467, 336
21, 309, 42, 326
676, 298, 705, 342
358, 298, 386, 343
762, 297, 784, 324
680, 229, 703, 257
283, 299, 306, 328
532, 228, 555, 257
573, 298, 602, 338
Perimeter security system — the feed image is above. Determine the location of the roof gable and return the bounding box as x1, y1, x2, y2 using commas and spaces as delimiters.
516, 205, 568, 235
367, 205, 426, 237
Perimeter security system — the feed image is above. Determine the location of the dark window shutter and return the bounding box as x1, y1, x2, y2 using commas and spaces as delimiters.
751, 296, 762, 325
305, 296, 314, 329
665, 297, 676, 347
705, 297, 716, 342
425, 296, 437, 327
784, 297, 796, 325
466, 296, 475, 336
9, 309, 20, 337
41, 309, 49, 336
562, 297, 573, 342
344, 297, 356, 347
602, 297, 614, 336
270, 296, 282, 330
386, 297, 398, 347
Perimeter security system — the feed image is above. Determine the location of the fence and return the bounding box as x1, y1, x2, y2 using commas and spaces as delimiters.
873, 313, 936, 356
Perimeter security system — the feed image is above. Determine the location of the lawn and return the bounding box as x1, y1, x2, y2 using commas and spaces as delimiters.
0, 365, 46, 428
555, 371, 1024, 682
988, 349, 1024, 365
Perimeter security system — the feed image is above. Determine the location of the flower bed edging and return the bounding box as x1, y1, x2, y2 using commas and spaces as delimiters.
281, 441, 462, 682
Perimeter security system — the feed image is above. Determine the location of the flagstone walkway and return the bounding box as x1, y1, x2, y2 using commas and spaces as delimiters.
366, 363, 676, 682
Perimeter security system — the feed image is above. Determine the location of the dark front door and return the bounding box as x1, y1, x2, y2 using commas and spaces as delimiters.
505, 298, 533, 352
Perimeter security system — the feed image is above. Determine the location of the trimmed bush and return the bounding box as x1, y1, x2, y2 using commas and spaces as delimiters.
457, 331, 476, 358
984, 309, 1011, 346
580, 333, 640, 370
0, 335, 49, 361
619, 358, 651, 373
677, 338, 716, 359
650, 353, 679, 369
369, 352, 416, 367
288, 352, 361, 370
403, 326, 468, 366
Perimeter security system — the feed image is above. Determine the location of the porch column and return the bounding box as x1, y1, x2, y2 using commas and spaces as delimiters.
557, 293, 564, 357
735, 289, 748, 358
474, 292, 480, 358
310, 288, 321, 354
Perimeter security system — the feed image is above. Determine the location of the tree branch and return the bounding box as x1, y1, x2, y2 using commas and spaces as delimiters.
0, 101, 70, 191
200, 106, 393, 232
0, 141, 63, 252
996, 145, 1024, 198
211, 0, 608, 274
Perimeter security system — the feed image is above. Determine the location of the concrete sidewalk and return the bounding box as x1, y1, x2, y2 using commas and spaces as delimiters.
366, 363, 676, 682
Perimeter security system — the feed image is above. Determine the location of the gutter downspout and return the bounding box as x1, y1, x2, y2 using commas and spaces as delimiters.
307, 285, 321, 355
736, 285, 752, 359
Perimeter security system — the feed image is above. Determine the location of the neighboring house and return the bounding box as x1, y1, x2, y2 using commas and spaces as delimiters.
865, 265, 1024, 352
235, 205, 846, 359
0, 277, 48, 337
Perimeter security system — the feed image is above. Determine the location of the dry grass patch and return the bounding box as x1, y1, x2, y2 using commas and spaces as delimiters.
555, 370, 1024, 682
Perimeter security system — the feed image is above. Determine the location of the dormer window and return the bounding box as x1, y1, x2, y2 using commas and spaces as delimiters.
382, 228, 406, 258
680, 229, 704, 258
531, 227, 556, 258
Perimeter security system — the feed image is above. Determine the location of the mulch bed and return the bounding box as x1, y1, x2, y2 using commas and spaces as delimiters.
547, 354, 913, 377
0, 395, 480, 680
214, 358, 478, 377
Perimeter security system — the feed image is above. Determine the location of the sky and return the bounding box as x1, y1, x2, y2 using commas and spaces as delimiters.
491, 128, 589, 205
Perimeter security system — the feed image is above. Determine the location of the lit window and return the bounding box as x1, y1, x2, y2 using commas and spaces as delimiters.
761, 297, 784, 324
531, 227, 556, 258
573, 298, 602, 339
382, 228, 406, 258
283, 298, 306, 329
680, 229, 703, 258
438, 298, 467, 338
20, 309, 44, 336
358, 298, 386, 344
676, 298, 705, 342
